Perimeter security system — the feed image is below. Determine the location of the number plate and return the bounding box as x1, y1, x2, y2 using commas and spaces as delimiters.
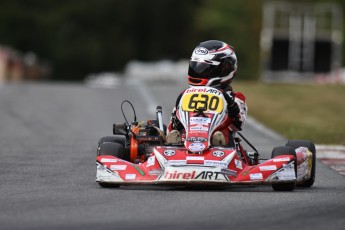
181, 92, 224, 114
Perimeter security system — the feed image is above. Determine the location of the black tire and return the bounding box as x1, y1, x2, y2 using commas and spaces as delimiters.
271, 146, 297, 191
286, 140, 316, 188
98, 142, 124, 159
98, 182, 120, 188
97, 135, 126, 156
98, 135, 125, 146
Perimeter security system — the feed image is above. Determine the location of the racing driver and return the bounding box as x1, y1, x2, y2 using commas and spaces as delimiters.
166, 40, 248, 147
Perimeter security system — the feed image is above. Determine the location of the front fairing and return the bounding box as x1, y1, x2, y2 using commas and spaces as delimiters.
96, 146, 297, 185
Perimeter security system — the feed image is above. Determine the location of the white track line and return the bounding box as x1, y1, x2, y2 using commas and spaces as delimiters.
125, 78, 157, 116
246, 116, 286, 141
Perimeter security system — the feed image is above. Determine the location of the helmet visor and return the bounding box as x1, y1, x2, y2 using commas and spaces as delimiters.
188, 62, 220, 79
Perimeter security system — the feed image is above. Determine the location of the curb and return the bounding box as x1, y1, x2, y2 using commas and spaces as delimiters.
316, 145, 345, 159
316, 145, 345, 176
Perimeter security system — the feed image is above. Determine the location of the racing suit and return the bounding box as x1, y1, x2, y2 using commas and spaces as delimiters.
167, 85, 248, 147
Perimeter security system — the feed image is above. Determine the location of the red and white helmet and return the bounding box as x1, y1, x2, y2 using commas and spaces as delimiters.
188, 40, 237, 89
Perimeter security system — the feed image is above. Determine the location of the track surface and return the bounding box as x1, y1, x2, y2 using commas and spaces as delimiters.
0, 82, 344, 230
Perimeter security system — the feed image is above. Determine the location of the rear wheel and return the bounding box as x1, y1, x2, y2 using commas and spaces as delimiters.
271, 146, 297, 191
98, 142, 124, 159
98, 135, 125, 148
97, 135, 126, 158
286, 140, 316, 187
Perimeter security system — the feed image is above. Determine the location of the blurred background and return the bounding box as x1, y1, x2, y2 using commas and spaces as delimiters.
1, 0, 345, 145
0, 0, 344, 83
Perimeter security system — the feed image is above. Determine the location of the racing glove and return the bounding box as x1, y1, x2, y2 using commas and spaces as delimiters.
222, 91, 240, 119
227, 100, 240, 119
171, 111, 184, 131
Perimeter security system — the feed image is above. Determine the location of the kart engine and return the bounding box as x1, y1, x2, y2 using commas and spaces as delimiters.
135, 123, 165, 159
113, 104, 166, 163
113, 121, 166, 162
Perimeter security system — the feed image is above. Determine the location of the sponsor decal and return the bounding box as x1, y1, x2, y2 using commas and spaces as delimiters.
96, 162, 123, 182
189, 143, 205, 152
259, 165, 277, 171
274, 162, 296, 180
100, 158, 117, 163
204, 160, 228, 168
216, 147, 235, 150
205, 88, 222, 95
149, 169, 163, 175
295, 147, 311, 164
166, 160, 187, 165
276, 169, 296, 180
187, 137, 208, 143
195, 47, 209, 55
133, 165, 145, 176
146, 156, 155, 167
221, 168, 237, 176
250, 173, 263, 180
164, 170, 228, 181
195, 171, 227, 181
235, 159, 243, 169
165, 170, 195, 180
190, 126, 208, 132
296, 147, 308, 154
212, 151, 225, 158
273, 157, 291, 162
297, 160, 309, 181
185, 88, 208, 94
163, 150, 176, 157
110, 165, 127, 170
165, 146, 184, 149
188, 131, 206, 134
283, 163, 294, 169
184, 87, 221, 95
190, 117, 211, 125
125, 174, 136, 180
276, 172, 295, 180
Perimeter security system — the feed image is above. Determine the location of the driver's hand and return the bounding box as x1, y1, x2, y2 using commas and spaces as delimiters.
172, 116, 184, 131
227, 101, 240, 118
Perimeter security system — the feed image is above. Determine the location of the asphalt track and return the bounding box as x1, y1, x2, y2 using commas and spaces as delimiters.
0, 81, 344, 230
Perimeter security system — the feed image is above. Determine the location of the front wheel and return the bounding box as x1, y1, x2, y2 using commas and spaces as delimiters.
271, 146, 297, 191
97, 142, 123, 188
286, 140, 316, 188
98, 183, 120, 188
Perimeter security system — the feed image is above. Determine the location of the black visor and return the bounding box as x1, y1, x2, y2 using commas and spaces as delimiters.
188, 62, 222, 79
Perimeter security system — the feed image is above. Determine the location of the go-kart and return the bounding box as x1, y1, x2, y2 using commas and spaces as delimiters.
96, 86, 316, 191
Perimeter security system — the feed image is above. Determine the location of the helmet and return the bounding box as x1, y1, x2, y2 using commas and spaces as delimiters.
188, 40, 237, 88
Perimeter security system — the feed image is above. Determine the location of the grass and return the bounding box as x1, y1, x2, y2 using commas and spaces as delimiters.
232, 81, 345, 145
